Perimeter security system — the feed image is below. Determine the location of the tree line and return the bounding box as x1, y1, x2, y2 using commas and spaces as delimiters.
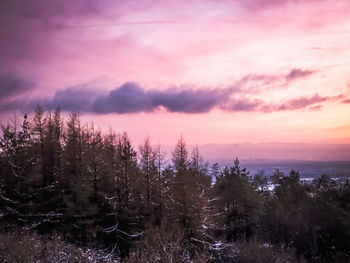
0, 106, 349, 262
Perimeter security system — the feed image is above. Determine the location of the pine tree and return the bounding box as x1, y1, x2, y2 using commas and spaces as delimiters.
0, 114, 36, 225
171, 137, 190, 229
154, 144, 166, 225
139, 137, 157, 219
213, 158, 261, 242
29, 108, 65, 232
171, 138, 211, 242
101, 132, 142, 256
63, 113, 97, 244
32, 105, 47, 186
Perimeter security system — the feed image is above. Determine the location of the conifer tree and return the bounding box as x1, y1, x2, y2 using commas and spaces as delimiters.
0, 114, 35, 225
63, 113, 97, 243
213, 158, 261, 242
139, 137, 158, 219
171, 138, 211, 242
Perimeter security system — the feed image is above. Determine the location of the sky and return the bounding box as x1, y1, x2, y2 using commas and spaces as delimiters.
1, 0, 350, 160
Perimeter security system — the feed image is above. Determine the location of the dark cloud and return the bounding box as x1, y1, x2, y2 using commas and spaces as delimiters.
0, 72, 32, 100
150, 87, 229, 113
0, 72, 33, 113
0, 100, 25, 113
37, 82, 343, 114
92, 83, 229, 114
92, 83, 154, 114
38, 85, 102, 112
0, 70, 343, 115
32, 82, 231, 114
18, 82, 230, 114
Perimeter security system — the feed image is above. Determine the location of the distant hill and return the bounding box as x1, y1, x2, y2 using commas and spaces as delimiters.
195, 142, 350, 162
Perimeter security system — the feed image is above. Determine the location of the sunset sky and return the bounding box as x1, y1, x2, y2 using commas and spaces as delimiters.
1, 0, 350, 158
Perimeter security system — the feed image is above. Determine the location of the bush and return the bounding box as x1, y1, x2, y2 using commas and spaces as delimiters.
0, 228, 120, 263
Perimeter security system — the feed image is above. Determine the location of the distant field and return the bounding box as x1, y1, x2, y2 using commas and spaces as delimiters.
218, 160, 350, 178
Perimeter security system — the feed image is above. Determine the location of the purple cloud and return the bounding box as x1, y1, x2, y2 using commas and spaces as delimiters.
221, 98, 262, 111
0, 71, 344, 114
277, 94, 328, 110
92, 83, 154, 114
235, 68, 316, 93
92, 83, 230, 114
0, 72, 32, 100
38, 86, 102, 112
260, 93, 337, 112
285, 69, 315, 82
36, 84, 344, 114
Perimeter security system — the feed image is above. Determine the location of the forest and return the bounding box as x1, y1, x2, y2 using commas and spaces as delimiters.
0, 106, 349, 262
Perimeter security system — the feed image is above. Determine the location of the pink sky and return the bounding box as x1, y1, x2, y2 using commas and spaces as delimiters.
1, 0, 350, 157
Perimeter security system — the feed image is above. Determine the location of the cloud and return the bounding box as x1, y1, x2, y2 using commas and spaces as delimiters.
0, 0, 104, 67
261, 93, 337, 112
1, 81, 231, 114
91, 82, 229, 113
33, 82, 244, 114
92, 83, 154, 113
341, 99, 350, 104
235, 68, 316, 93
37, 82, 344, 114
221, 98, 262, 111
236, 74, 280, 87
285, 69, 315, 82
277, 93, 328, 111
38, 85, 102, 112
0, 100, 25, 113
0, 72, 34, 113
150, 87, 229, 113
0, 69, 344, 115
222, 93, 344, 113
0, 72, 32, 100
